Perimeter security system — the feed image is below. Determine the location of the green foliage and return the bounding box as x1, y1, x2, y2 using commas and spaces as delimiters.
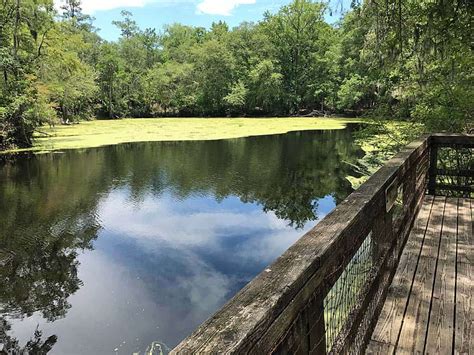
112, 10, 139, 38
192, 40, 235, 115
262, 0, 335, 112
248, 60, 284, 114
351, 0, 473, 131
224, 81, 248, 114
145, 62, 197, 115
0, 0, 472, 150
337, 74, 369, 110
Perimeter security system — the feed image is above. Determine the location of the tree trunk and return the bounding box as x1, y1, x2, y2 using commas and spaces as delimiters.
13, 0, 20, 79
108, 79, 114, 119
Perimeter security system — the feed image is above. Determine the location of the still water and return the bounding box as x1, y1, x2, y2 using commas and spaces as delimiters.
0, 127, 364, 354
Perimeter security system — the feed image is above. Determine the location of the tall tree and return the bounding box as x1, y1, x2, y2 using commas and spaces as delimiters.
0, 0, 56, 149
192, 40, 235, 115
112, 10, 139, 39
262, 0, 334, 113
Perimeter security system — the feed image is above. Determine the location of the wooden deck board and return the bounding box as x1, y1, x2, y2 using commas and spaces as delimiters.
369, 196, 473, 355
368, 196, 434, 354
425, 197, 457, 354
396, 196, 446, 355
455, 198, 473, 354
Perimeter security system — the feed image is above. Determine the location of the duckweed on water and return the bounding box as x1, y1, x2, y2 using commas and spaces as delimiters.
5, 117, 360, 153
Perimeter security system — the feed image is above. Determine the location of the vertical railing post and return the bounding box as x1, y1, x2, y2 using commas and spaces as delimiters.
372, 206, 393, 265
372, 177, 397, 263
308, 294, 327, 355
428, 142, 438, 195
272, 293, 326, 354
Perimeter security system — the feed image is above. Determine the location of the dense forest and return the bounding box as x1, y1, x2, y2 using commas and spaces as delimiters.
0, 0, 472, 149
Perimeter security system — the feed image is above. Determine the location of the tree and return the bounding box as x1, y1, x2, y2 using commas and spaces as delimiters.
96, 44, 123, 118
40, 22, 98, 122
224, 81, 248, 115
262, 0, 333, 113
248, 60, 284, 114
145, 62, 197, 115
0, 0, 56, 149
161, 24, 205, 63
192, 40, 235, 115
60, 0, 94, 30
112, 10, 139, 39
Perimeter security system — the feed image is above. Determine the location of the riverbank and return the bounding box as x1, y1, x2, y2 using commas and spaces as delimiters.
4, 117, 360, 153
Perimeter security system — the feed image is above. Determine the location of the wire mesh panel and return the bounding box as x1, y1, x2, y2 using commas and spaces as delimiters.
324, 234, 373, 352
270, 234, 377, 355
433, 144, 473, 197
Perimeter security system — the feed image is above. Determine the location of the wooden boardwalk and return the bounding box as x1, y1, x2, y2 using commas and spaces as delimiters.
368, 195, 473, 354
174, 135, 473, 355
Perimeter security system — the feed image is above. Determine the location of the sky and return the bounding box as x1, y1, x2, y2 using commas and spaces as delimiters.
54, 0, 351, 41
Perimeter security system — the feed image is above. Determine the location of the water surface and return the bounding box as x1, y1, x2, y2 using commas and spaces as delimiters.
0, 128, 363, 354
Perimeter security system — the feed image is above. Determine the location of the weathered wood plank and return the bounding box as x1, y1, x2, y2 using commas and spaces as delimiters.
367, 195, 434, 354
428, 144, 438, 195
425, 197, 458, 354
395, 196, 446, 355
430, 134, 474, 147
455, 198, 473, 354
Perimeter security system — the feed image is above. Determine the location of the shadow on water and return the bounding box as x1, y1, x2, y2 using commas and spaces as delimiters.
0, 127, 364, 354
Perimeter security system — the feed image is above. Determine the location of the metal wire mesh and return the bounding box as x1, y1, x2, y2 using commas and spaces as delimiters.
271, 156, 427, 354
392, 185, 405, 222
435, 145, 473, 197
324, 233, 374, 352
271, 234, 376, 355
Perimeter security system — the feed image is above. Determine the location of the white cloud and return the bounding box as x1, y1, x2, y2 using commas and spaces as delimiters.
197, 0, 256, 16
82, 0, 151, 13
55, 0, 155, 14
55, 0, 256, 15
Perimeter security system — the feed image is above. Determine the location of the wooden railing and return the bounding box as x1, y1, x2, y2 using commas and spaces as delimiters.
428, 134, 474, 197
172, 134, 473, 355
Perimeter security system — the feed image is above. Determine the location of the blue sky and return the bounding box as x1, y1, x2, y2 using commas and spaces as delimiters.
55, 0, 351, 41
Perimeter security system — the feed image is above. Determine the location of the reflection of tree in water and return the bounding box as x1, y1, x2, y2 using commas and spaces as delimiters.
0, 213, 100, 353
1, 318, 57, 354
99, 128, 361, 228
0, 155, 103, 352
0, 128, 363, 351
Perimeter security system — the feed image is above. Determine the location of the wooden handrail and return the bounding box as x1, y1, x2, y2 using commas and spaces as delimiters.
172, 134, 473, 354
428, 134, 474, 197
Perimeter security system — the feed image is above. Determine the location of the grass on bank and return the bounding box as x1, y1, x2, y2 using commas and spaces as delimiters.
7, 117, 360, 153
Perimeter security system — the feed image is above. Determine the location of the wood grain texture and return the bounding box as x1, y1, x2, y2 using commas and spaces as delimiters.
370, 197, 473, 355
425, 198, 458, 354
395, 196, 446, 355
368, 196, 434, 354
455, 198, 473, 355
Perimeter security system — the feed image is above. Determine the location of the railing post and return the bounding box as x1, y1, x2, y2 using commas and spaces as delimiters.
308, 295, 327, 355
272, 294, 326, 354
428, 143, 438, 195
372, 207, 393, 264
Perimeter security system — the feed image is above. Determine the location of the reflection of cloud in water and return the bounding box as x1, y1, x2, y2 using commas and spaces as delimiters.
8, 248, 231, 354
7, 189, 336, 353
0, 129, 358, 354
99, 189, 294, 247
98, 189, 334, 267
